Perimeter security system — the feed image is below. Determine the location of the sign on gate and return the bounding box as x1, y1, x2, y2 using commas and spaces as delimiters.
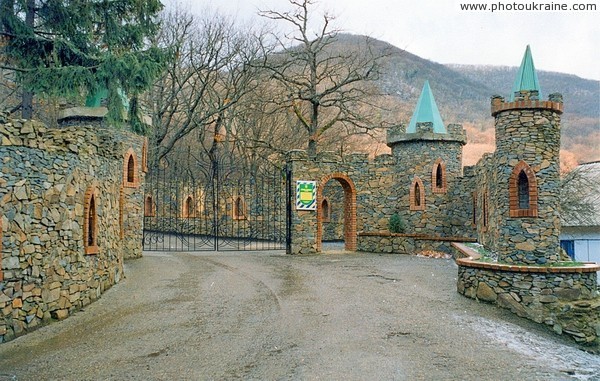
296, 180, 316, 210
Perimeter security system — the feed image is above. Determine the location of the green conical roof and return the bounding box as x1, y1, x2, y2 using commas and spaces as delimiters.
407, 80, 446, 134
510, 45, 542, 101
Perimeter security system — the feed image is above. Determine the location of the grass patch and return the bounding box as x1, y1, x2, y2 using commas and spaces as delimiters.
464, 243, 587, 267
464, 243, 497, 262
540, 261, 586, 267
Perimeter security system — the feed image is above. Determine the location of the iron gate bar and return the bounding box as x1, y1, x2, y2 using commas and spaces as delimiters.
143, 149, 288, 252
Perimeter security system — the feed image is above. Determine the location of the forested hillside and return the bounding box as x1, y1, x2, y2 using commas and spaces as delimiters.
334, 34, 599, 167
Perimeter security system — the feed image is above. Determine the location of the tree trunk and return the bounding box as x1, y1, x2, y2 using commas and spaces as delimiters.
307, 138, 317, 158
21, 0, 35, 119
21, 91, 33, 119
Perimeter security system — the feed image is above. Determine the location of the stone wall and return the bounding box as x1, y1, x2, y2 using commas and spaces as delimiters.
286, 142, 476, 254
455, 244, 600, 347
0, 117, 145, 343
358, 232, 476, 254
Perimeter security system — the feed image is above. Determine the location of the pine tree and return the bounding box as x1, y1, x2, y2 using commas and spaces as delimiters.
0, 0, 167, 131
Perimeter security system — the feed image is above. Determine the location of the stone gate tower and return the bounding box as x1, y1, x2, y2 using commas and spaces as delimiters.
485, 45, 563, 264
387, 81, 467, 236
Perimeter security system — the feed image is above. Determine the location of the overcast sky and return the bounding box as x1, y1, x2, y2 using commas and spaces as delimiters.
165, 0, 599, 81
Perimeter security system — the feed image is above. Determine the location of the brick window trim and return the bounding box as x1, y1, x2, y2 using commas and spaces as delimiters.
83, 186, 99, 255
182, 195, 196, 218
410, 177, 426, 211
123, 148, 140, 188
233, 196, 247, 220
142, 138, 149, 173
509, 161, 539, 218
144, 195, 156, 217
316, 173, 357, 252
431, 158, 447, 194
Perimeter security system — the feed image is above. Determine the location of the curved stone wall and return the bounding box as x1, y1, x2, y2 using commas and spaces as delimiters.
454, 243, 600, 347
0, 117, 145, 343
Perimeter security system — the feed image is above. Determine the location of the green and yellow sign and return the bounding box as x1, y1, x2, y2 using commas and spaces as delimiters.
296, 181, 316, 210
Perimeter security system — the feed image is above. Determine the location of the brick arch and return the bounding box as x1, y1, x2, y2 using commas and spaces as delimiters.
509, 160, 538, 217
181, 194, 195, 218
316, 173, 357, 252
144, 194, 155, 217
123, 148, 139, 188
233, 195, 247, 220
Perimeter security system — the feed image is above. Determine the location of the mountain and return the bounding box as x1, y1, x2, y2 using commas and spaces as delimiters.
333, 34, 600, 167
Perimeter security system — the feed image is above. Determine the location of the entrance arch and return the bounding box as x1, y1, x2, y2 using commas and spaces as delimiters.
316, 173, 357, 252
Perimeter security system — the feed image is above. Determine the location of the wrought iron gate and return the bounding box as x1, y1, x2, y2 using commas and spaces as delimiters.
143, 148, 290, 252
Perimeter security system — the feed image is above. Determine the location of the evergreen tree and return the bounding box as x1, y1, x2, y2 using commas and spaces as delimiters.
0, 0, 167, 131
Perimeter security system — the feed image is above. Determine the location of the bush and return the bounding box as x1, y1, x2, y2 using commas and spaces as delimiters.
389, 213, 406, 233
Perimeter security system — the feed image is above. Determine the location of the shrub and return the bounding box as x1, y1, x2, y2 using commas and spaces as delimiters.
389, 213, 406, 233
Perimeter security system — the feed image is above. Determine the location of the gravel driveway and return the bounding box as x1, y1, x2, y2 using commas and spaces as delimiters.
1, 251, 599, 380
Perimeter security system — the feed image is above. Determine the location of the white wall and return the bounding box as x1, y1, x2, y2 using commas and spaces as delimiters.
573, 240, 600, 263
560, 226, 600, 264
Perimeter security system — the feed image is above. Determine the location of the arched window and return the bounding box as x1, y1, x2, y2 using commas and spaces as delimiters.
233, 196, 247, 220
432, 159, 447, 193
410, 177, 425, 211
321, 198, 330, 222
84, 186, 99, 254
123, 148, 139, 188
518, 171, 530, 209
182, 195, 195, 218
144, 195, 155, 217
127, 156, 135, 183
415, 185, 421, 206
509, 161, 538, 217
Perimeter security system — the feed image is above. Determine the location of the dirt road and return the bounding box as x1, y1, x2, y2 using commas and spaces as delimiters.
1, 251, 599, 380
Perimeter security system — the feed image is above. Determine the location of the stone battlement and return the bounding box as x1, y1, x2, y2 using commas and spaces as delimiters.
491, 91, 564, 116
386, 122, 467, 146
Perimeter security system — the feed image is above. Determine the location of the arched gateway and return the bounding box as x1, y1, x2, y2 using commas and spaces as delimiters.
316, 173, 357, 252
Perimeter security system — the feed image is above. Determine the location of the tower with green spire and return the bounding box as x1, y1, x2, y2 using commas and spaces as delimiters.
386, 80, 467, 236
510, 45, 542, 101
406, 80, 447, 134
481, 45, 564, 264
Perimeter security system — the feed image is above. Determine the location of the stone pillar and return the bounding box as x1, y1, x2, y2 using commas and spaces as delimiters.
286, 150, 318, 254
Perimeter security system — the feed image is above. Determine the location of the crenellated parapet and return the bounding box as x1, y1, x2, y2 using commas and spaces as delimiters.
386, 122, 467, 146
491, 92, 563, 117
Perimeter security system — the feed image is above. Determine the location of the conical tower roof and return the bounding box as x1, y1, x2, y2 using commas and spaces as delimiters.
510, 45, 542, 100
406, 80, 446, 134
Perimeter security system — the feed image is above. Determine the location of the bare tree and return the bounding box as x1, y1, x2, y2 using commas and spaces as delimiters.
561, 163, 600, 226
259, 0, 389, 157
145, 7, 269, 167
230, 81, 305, 159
